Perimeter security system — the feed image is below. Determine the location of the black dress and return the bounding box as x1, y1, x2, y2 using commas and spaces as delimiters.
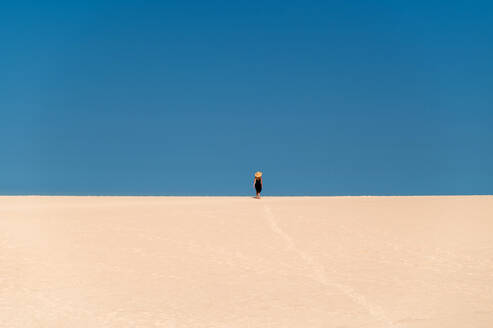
255, 178, 262, 193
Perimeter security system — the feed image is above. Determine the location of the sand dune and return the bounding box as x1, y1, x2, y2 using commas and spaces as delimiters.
1, 196, 492, 327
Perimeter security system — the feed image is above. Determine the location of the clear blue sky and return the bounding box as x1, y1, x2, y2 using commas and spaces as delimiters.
1, 1, 492, 195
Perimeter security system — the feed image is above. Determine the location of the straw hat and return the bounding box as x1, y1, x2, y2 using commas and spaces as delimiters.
255, 171, 262, 178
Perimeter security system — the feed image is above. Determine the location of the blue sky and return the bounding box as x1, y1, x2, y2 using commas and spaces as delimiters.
1, 1, 492, 195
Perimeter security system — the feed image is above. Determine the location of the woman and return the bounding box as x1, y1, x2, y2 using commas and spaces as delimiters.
253, 171, 263, 199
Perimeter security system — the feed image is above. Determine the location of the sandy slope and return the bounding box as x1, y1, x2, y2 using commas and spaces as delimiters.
0, 196, 492, 327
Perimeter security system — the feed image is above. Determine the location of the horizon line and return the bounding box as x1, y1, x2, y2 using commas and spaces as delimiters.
1, 194, 492, 198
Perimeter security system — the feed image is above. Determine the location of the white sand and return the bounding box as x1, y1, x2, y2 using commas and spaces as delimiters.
1, 196, 492, 327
